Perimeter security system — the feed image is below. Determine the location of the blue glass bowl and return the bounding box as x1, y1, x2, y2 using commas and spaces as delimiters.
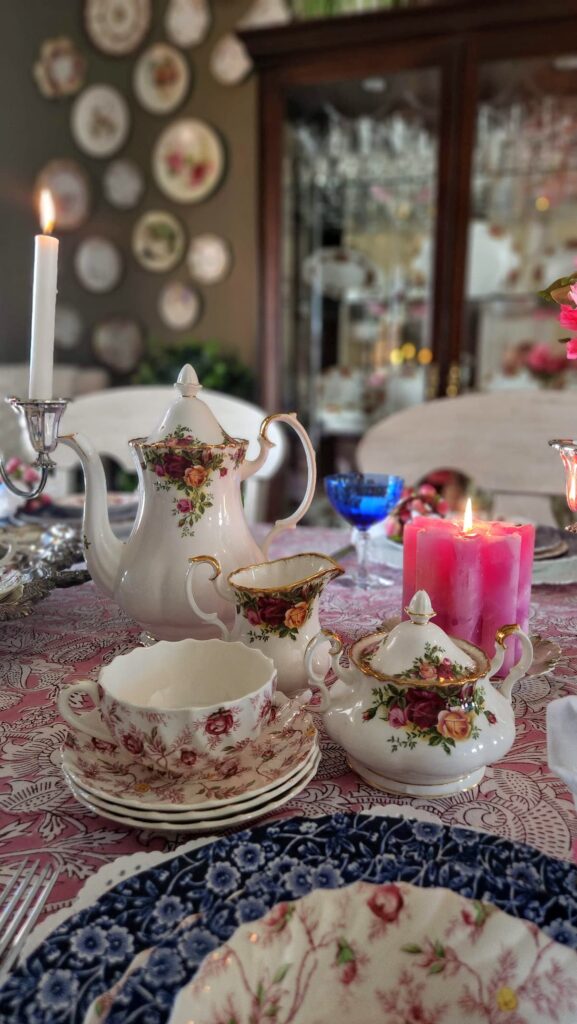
324, 473, 404, 530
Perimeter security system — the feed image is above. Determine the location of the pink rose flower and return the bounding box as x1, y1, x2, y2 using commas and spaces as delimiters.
190, 161, 210, 185
155, 464, 166, 477
525, 343, 566, 376
417, 483, 437, 498
266, 903, 292, 932
164, 454, 189, 479
406, 688, 445, 729
559, 304, 577, 332
205, 708, 235, 736
367, 883, 404, 923
258, 597, 291, 628
388, 705, 408, 729
23, 466, 39, 484
122, 733, 144, 756
179, 748, 197, 766
219, 468, 228, 477
438, 657, 454, 679
486, 710, 497, 724
567, 338, 577, 360
91, 737, 116, 753
5, 456, 21, 474
166, 151, 184, 174
418, 662, 437, 680
339, 960, 358, 985
176, 498, 192, 513
245, 608, 262, 626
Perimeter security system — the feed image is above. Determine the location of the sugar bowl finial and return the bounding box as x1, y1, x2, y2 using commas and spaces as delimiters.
405, 590, 436, 625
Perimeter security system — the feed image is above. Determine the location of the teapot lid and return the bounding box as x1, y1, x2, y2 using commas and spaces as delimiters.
145, 364, 238, 446
351, 590, 480, 683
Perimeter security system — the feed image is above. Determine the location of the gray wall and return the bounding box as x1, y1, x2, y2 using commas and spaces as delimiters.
0, 0, 258, 373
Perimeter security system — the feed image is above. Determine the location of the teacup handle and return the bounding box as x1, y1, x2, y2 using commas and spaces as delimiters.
186, 556, 232, 641
58, 681, 112, 742
490, 624, 533, 701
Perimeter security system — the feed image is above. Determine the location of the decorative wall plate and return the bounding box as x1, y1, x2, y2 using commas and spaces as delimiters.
133, 42, 190, 115
131, 210, 186, 273
158, 281, 201, 330
210, 34, 252, 87
71, 84, 130, 159
92, 318, 144, 374
33, 37, 86, 98
55, 305, 83, 350
152, 118, 225, 204
102, 158, 144, 209
239, 0, 292, 28
187, 233, 232, 284
74, 237, 123, 293
84, 0, 151, 56
34, 160, 91, 231
165, 0, 211, 48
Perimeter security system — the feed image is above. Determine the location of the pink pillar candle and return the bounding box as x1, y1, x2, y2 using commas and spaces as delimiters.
402, 516, 535, 673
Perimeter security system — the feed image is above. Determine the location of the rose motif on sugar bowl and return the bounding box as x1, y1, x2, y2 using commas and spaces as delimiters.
305, 590, 533, 797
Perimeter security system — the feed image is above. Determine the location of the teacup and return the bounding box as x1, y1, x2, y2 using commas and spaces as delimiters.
58, 638, 277, 774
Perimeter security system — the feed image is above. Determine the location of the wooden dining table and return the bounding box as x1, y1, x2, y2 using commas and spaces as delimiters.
0, 524, 576, 928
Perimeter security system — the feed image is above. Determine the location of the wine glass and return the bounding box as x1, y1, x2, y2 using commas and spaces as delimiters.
324, 472, 404, 589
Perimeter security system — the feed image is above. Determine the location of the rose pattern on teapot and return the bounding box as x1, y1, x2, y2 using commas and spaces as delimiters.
142, 425, 248, 538
234, 574, 329, 643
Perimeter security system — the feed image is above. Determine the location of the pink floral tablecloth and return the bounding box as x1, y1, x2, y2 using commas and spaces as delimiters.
1, 526, 576, 925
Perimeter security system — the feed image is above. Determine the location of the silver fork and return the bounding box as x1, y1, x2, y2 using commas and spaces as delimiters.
0, 860, 58, 984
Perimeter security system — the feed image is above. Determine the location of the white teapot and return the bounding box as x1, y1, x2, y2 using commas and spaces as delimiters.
59, 364, 316, 640
305, 590, 533, 797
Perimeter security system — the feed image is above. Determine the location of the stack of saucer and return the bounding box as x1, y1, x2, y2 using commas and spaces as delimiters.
0, 567, 23, 604
61, 709, 320, 832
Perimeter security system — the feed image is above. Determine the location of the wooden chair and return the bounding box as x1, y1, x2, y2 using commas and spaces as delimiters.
50, 386, 287, 523
356, 390, 577, 525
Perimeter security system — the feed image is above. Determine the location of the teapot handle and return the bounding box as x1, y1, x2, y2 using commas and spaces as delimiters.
489, 624, 533, 702
186, 556, 232, 641
257, 413, 317, 559
304, 629, 344, 713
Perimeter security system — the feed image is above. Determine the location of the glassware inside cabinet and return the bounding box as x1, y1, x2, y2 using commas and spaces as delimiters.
281, 67, 441, 483
464, 54, 577, 397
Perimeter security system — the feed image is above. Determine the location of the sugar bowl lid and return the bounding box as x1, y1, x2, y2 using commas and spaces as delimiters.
145, 364, 236, 446
351, 590, 480, 684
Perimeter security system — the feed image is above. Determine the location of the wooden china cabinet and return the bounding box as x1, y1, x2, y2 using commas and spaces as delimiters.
243, 0, 577, 470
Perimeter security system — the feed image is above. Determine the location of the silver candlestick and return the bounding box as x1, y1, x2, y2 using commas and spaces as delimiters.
0, 396, 68, 499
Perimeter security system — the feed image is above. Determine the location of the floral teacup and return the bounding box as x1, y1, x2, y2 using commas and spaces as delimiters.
186, 553, 344, 695
58, 638, 277, 774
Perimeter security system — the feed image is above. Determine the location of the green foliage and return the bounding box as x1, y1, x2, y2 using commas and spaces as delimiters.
133, 339, 255, 400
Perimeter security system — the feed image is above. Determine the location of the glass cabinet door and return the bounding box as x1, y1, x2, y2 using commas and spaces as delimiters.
281, 67, 441, 474
464, 53, 577, 396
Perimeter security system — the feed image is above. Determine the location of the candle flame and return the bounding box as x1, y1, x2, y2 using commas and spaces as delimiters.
463, 497, 473, 533
39, 190, 55, 234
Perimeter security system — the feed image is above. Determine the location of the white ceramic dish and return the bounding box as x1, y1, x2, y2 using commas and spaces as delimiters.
71, 85, 130, 159
168, 879, 577, 1024
103, 158, 144, 210
74, 237, 123, 293
34, 160, 91, 231
132, 210, 186, 273
64, 743, 319, 821
187, 233, 232, 283
164, 0, 210, 48
158, 281, 201, 330
66, 752, 320, 832
85, 0, 151, 55
152, 118, 225, 203
61, 703, 317, 809
133, 43, 190, 115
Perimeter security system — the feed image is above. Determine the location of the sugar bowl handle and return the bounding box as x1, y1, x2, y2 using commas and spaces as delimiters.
186, 556, 232, 641
490, 624, 533, 701
58, 681, 112, 742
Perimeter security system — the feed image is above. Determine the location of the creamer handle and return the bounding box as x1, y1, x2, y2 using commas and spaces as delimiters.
186, 556, 231, 641
492, 624, 533, 702
304, 629, 344, 713
259, 413, 317, 559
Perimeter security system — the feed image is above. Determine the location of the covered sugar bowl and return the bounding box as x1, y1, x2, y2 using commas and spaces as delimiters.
305, 590, 533, 796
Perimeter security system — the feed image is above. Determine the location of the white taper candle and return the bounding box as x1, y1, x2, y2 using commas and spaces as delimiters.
29, 190, 58, 400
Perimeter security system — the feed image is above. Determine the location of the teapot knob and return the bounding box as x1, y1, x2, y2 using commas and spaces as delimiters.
175, 364, 203, 398
405, 590, 436, 625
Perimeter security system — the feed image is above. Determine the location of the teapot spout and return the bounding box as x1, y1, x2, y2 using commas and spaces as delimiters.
59, 434, 123, 598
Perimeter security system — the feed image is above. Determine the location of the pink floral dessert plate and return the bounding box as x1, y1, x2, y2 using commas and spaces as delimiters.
61, 708, 318, 811
167, 880, 577, 1024
64, 750, 320, 832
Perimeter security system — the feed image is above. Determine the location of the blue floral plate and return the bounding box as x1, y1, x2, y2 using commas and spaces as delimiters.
1, 813, 576, 1023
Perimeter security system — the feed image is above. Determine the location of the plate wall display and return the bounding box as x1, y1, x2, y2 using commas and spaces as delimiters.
239, 0, 292, 28
92, 318, 144, 374
33, 36, 86, 98
132, 210, 186, 273
164, 0, 211, 48
152, 118, 225, 204
74, 237, 123, 293
71, 84, 130, 159
34, 160, 91, 231
84, 0, 151, 55
170, 880, 577, 1024
102, 158, 145, 209
133, 42, 190, 115
187, 233, 232, 283
55, 305, 83, 350
210, 34, 252, 87
158, 281, 201, 330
